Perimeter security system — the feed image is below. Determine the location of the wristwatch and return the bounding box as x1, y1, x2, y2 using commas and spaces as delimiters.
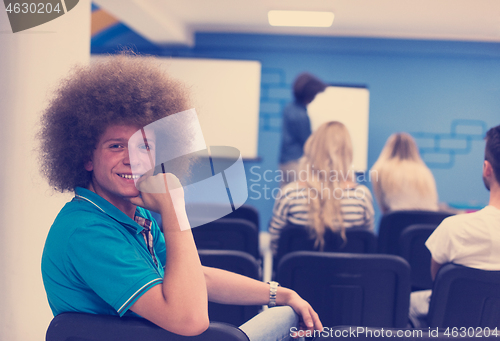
267, 281, 280, 307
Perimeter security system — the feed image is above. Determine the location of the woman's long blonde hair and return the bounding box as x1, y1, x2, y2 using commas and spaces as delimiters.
371, 132, 437, 212
299, 121, 354, 250
373, 132, 422, 164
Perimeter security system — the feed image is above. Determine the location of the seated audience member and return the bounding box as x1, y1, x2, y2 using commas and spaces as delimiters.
39, 54, 322, 340
269, 121, 374, 255
409, 124, 500, 327
371, 132, 438, 213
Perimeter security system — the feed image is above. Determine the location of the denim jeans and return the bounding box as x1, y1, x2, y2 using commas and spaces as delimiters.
408, 289, 432, 328
239, 306, 303, 341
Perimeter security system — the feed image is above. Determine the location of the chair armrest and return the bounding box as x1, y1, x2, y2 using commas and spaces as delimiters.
46, 312, 249, 341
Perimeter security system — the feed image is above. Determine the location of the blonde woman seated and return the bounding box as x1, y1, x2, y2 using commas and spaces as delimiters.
371, 133, 438, 214
269, 121, 375, 255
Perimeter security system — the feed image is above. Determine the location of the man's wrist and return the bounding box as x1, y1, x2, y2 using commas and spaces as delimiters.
275, 287, 295, 306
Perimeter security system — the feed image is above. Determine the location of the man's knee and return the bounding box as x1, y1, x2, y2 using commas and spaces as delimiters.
269, 306, 299, 326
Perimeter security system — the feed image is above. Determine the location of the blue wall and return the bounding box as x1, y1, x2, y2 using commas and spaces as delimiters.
92, 28, 500, 231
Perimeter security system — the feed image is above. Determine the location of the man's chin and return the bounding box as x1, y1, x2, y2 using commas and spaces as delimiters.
130, 192, 142, 198
123, 190, 141, 199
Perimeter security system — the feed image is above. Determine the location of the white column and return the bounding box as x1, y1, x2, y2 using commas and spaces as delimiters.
0, 2, 90, 340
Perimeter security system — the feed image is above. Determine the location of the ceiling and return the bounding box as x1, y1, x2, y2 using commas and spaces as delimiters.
93, 0, 500, 46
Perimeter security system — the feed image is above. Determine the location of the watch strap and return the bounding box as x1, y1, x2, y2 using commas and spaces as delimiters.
267, 281, 279, 307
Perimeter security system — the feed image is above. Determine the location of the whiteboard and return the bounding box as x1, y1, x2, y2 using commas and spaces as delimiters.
91, 56, 262, 159
156, 57, 261, 159
307, 86, 370, 172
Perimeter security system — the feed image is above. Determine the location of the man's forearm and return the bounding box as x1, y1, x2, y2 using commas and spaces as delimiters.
129, 227, 209, 336
163, 229, 208, 312
203, 266, 295, 306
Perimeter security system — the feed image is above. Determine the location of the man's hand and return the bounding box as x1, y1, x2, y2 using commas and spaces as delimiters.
279, 288, 323, 337
129, 172, 178, 210
129, 172, 190, 231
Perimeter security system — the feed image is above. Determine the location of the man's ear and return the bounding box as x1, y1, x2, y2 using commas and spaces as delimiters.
84, 160, 93, 172
484, 160, 493, 177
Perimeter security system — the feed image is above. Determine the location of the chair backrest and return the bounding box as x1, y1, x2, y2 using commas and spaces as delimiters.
275, 223, 376, 266
428, 263, 500, 328
398, 224, 438, 291
46, 312, 250, 341
182, 203, 260, 231
225, 205, 260, 230
277, 251, 411, 328
198, 250, 262, 326
192, 218, 259, 259
377, 210, 453, 255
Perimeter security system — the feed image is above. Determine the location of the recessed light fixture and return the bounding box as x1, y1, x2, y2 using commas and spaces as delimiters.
268, 10, 334, 27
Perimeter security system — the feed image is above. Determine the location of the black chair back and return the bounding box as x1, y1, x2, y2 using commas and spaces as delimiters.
192, 218, 259, 259
182, 203, 260, 231
225, 204, 260, 230
275, 223, 376, 267
198, 250, 261, 326
428, 263, 500, 328
277, 251, 411, 328
399, 223, 438, 291
377, 210, 453, 255
46, 312, 250, 341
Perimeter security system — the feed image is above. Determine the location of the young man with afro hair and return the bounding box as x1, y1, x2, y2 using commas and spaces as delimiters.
40, 54, 322, 339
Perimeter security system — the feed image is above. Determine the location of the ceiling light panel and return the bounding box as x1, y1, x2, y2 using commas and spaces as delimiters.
268, 10, 334, 27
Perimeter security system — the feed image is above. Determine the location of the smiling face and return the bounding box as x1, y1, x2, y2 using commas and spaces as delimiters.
85, 124, 156, 216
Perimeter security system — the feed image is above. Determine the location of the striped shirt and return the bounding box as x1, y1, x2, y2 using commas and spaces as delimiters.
268, 182, 375, 254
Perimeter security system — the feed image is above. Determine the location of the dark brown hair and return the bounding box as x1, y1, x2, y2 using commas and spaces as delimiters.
293, 73, 327, 105
485, 124, 500, 183
38, 53, 190, 192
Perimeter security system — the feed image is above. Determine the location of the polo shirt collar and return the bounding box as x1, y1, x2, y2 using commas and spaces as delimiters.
74, 187, 146, 234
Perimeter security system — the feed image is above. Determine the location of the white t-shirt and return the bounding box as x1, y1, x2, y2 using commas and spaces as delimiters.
426, 205, 500, 270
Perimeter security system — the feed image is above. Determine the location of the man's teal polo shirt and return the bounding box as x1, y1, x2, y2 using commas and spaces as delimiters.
41, 187, 166, 317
